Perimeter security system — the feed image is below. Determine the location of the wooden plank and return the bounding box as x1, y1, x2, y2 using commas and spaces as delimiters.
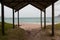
2, 0, 58, 11
14, 2, 27, 9
32, 2, 45, 9
10, 1, 26, 8
31, 3, 42, 10
15, 3, 28, 12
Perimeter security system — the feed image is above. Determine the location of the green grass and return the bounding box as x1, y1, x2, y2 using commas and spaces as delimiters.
47, 23, 60, 30
0, 22, 13, 32
0, 22, 26, 40
46, 23, 60, 36
0, 23, 60, 40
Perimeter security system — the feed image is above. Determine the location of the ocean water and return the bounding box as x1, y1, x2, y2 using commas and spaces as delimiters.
0, 17, 60, 24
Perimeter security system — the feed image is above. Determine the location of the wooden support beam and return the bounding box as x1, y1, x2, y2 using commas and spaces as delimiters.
32, 2, 45, 9
15, 3, 28, 12
30, 3, 42, 10
18, 11, 19, 28
12, 2, 24, 8
44, 9, 46, 29
52, 3, 54, 36
13, 9, 15, 29
41, 10, 42, 28
36, 2, 46, 8
1, 0, 5, 35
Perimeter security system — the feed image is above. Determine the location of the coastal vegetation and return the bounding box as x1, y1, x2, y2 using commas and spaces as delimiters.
0, 22, 26, 40
0, 22, 60, 40
46, 23, 60, 36
56, 15, 60, 17
47, 23, 60, 30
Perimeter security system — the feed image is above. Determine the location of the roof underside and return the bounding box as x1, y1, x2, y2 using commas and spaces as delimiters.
1, 0, 58, 11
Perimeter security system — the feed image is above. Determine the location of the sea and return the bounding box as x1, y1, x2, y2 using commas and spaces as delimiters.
0, 17, 60, 24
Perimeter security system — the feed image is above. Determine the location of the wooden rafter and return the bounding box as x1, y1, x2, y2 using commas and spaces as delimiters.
2, 0, 58, 11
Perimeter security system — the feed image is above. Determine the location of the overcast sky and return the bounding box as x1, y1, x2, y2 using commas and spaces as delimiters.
0, 0, 60, 18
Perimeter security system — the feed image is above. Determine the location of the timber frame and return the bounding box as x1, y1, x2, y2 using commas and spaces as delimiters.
0, 0, 58, 36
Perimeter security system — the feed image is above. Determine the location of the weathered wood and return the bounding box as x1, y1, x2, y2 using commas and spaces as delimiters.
30, 3, 42, 10
2, 0, 58, 12
52, 3, 54, 36
18, 11, 19, 28
12, 2, 24, 8
44, 9, 46, 29
41, 10, 42, 28
1, 0, 5, 35
13, 9, 15, 29
14, 1, 46, 10
15, 3, 28, 12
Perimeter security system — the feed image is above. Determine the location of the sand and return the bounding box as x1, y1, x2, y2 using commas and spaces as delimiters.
15, 23, 60, 40
16, 23, 51, 31
19, 23, 41, 31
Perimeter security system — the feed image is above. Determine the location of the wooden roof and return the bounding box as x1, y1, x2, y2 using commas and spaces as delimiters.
1, 0, 58, 11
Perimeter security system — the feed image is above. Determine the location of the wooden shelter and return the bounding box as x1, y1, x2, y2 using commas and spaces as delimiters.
1, 0, 58, 11
0, 0, 58, 36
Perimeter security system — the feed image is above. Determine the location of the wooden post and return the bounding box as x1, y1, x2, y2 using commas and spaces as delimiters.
18, 11, 19, 28
44, 9, 46, 29
1, 0, 5, 35
41, 10, 42, 28
52, 3, 54, 36
13, 9, 15, 29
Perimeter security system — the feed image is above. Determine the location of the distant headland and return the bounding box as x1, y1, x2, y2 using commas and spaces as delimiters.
56, 15, 60, 17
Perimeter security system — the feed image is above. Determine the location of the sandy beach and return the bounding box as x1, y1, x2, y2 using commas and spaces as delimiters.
19, 23, 41, 31
15, 23, 60, 40
16, 23, 55, 31
16, 23, 59, 31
